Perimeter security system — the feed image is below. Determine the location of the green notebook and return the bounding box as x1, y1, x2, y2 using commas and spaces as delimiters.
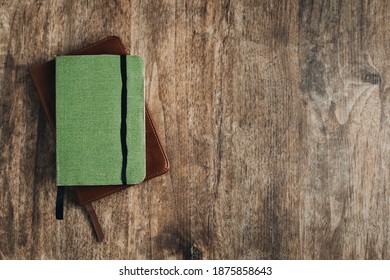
55, 55, 145, 186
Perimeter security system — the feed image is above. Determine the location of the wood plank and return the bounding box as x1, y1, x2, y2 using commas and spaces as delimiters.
298, 0, 389, 259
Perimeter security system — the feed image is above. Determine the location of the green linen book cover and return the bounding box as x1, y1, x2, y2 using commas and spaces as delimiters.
55, 55, 145, 186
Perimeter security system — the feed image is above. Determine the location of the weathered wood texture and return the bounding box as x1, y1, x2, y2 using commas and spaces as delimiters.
1, 0, 390, 259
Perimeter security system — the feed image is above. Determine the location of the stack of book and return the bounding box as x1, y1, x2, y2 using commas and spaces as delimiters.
30, 37, 169, 242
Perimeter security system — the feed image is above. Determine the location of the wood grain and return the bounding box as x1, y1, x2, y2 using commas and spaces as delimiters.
1, 0, 390, 259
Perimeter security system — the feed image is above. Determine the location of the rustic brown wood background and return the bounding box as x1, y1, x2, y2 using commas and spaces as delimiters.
1, 0, 390, 259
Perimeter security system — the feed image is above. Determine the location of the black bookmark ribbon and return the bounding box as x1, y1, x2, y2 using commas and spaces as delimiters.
120, 55, 128, 185
55, 186, 65, 220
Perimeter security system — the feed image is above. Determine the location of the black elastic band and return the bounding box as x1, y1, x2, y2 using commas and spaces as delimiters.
56, 186, 65, 220
120, 55, 128, 185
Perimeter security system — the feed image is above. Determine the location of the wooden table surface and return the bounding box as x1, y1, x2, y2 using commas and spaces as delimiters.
1, 0, 390, 260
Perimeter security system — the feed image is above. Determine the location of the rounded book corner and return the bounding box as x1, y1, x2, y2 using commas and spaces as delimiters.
127, 55, 144, 69
133, 170, 147, 185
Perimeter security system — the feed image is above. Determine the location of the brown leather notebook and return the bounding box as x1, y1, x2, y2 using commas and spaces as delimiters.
30, 36, 169, 242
